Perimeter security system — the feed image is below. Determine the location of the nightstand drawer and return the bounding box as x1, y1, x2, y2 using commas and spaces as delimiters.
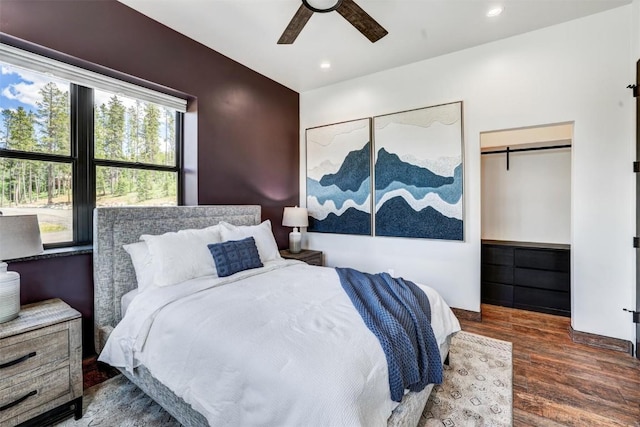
0, 366, 71, 423
302, 253, 323, 266
279, 249, 324, 266
0, 299, 82, 426
0, 329, 69, 381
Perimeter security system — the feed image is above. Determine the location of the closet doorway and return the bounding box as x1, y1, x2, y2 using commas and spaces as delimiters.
480, 123, 573, 316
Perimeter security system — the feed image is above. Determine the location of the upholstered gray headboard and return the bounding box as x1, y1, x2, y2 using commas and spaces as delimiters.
93, 205, 261, 353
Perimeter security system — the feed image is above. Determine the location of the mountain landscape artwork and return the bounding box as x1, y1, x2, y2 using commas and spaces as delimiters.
373, 102, 464, 240
306, 118, 372, 235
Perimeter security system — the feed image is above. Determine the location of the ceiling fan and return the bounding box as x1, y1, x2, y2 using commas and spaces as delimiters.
278, 0, 388, 44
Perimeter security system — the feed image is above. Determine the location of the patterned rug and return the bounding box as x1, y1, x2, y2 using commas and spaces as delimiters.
58, 331, 512, 427
420, 332, 512, 427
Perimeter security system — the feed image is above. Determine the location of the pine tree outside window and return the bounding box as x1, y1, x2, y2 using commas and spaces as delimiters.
94, 90, 179, 210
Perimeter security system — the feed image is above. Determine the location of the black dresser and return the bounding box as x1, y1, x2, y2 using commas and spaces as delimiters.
481, 240, 570, 317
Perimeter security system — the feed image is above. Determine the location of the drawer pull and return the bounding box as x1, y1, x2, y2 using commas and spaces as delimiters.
0, 351, 36, 369
0, 390, 37, 412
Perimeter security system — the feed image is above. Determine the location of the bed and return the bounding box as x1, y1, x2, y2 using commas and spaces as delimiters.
93, 205, 460, 427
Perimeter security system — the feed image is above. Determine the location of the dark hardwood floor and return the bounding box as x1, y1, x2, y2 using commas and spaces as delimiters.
461, 304, 640, 427
82, 304, 640, 426
82, 356, 119, 390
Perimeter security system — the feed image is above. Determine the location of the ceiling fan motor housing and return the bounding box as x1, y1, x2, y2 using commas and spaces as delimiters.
301, 0, 344, 13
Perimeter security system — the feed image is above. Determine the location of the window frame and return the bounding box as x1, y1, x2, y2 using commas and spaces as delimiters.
0, 82, 184, 249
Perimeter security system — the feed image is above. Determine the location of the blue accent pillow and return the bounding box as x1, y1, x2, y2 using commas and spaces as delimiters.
208, 237, 263, 277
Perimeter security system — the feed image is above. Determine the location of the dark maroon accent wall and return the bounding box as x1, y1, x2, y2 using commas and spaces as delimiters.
0, 0, 300, 354
11, 255, 94, 357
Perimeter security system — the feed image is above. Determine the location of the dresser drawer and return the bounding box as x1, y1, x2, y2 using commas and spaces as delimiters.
513, 286, 570, 314
481, 264, 513, 284
481, 245, 514, 266
0, 366, 71, 423
514, 268, 570, 292
0, 329, 69, 382
514, 248, 569, 272
481, 282, 514, 307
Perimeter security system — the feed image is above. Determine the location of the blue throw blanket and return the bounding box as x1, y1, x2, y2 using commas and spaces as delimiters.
335, 267, 443, 402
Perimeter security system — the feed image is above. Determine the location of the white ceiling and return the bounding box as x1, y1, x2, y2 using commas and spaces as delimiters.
118, 0, 630, 93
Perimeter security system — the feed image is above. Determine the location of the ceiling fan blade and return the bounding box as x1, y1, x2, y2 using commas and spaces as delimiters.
336, 0, 388, 43
278, 4, 314, 44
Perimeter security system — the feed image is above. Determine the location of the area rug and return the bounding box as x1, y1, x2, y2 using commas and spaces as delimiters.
420, 331, 513, 427
58, 331, 512, 427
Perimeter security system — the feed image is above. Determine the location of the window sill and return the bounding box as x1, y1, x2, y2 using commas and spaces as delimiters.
7, 245, 93, 263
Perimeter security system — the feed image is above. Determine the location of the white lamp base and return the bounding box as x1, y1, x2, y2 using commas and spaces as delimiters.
0, 262, 20, 324
289, 228, 302, 254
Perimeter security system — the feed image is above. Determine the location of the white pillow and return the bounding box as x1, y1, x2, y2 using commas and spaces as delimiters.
219, 220, 281, 263
123, 241, 156, 292
140, 225, 222, 287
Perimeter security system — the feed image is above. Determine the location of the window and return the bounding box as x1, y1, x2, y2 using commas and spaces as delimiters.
94, 89, 180, 209
0, 46, 185, 247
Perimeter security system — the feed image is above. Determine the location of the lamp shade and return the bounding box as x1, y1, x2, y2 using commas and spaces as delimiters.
282, 207, 309, 228
0, 215, 43, 261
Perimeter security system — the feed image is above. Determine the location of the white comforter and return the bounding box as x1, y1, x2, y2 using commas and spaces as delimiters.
99, 260, 461, 426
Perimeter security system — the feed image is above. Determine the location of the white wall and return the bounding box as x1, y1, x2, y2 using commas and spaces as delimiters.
300, 6, 635, 342
481, 148, 572, 244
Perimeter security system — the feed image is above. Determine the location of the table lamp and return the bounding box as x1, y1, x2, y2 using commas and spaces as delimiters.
0, 214, 43, 323
282, 206, 308, 254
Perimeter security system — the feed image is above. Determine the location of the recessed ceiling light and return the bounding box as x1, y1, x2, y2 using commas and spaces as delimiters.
486, 6, 504, 17
320, 62, 331, 69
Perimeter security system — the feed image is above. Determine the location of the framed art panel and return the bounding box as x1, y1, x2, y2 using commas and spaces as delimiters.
373, 101, 464, 240
306, 118, 372, 235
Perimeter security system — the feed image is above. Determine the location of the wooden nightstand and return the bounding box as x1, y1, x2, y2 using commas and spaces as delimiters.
0, 299, 82, 427
279, 249, 323, 266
